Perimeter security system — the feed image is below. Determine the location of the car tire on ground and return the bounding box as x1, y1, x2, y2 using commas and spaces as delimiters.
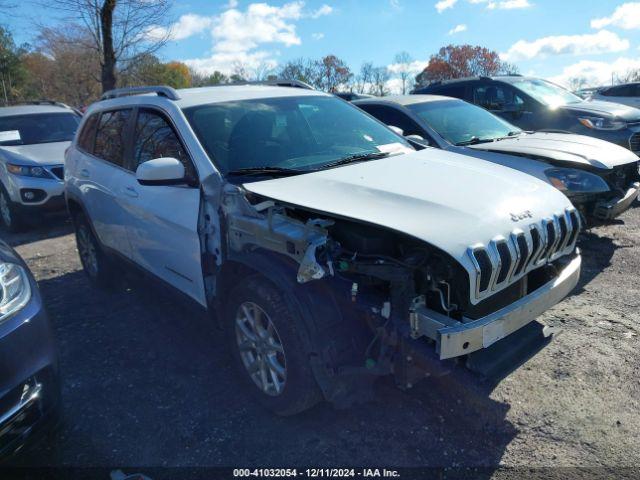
72, 212, 116, 289
0, 184, 25, 233
224, 275, 323, 416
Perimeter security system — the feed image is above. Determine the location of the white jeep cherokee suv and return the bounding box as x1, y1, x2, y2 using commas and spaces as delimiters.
65, 84, 582, 415
0, 102, 81, 231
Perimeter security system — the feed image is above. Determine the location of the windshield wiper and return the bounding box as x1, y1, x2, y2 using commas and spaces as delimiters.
495, 131, 523, 141
226, 166, 308, 177
455, 136, 494, 146
319, 151, 390, 169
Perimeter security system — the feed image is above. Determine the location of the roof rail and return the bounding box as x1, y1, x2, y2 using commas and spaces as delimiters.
12, 100, 71, 109
101, 86, 181, 101
255, 79, 315, 90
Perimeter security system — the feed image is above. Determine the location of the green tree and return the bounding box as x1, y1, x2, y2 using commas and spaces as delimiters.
0, 26, 27, 104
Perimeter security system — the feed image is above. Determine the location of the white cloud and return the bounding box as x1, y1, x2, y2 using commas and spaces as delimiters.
389, 0, 402, 9
435, 0, 457, 13
309, 4, 333, 18
591, 3, 640, 30
501, 30, 630, 61
487, 0, 531, 9
387, 59, 428, 75
176, 1, 332, 75
146, 14, 213, 41
448, 23, 467, 35
311, 32, 324, 40
549, 57, 640, 88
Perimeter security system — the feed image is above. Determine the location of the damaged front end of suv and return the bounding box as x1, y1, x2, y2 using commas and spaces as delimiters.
200, 149, 582, 407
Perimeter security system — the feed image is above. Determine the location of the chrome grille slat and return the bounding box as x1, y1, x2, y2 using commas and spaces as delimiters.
468, 207, 579, 302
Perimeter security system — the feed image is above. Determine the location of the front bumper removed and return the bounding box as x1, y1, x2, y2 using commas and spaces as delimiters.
593, 182, 640, 221
410, 254, 581, 360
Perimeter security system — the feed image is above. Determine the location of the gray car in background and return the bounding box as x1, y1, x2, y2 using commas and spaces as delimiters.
355, 95, 640, 224
590, 83, 640, 110
0, 102, 81, 232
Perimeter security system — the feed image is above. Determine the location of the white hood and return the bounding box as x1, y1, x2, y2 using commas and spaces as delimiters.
467, 132, 638, 169
0, 141, 70, 166
242, 148, 574, 286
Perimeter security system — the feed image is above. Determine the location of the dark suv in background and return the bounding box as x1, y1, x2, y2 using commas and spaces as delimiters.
415, 76, 640, 156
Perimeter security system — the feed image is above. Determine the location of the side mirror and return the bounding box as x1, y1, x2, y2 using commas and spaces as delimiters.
136, 157, 185, 186
405, 134, 430, 146
388, 125, 404, 136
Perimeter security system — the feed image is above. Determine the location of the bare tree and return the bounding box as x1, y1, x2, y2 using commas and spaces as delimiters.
567, 76, 588, 92
370, 66, 390, 96
37, 0, 173, 93
315, 55, 352, 93
277, 58, 320, 87
355, 62, 374, 94
392, 51, 414, 94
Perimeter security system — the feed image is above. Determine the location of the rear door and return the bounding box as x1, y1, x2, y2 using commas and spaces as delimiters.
119, 108, 206, 306
73, 108, 135, 258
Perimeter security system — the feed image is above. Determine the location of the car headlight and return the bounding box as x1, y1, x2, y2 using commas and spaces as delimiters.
545, 168, 610, 195
577, 116, 626, 131
0, 262, 31, 322
7, 163, 52, 179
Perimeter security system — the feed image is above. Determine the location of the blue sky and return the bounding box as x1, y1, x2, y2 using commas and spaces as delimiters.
8, 1, 640, 90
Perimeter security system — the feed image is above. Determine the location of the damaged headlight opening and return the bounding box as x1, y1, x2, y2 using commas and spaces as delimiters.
0, 262, 31, 323
545, 168, 610, 195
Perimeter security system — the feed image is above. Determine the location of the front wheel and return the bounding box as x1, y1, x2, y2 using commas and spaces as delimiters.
0, 186, 24, 233
225, 275, 322, 416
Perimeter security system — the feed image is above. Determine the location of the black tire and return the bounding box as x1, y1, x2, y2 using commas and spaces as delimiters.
0, 184, 25, 233
224, 275, 322, 416
72, 212, 116, 289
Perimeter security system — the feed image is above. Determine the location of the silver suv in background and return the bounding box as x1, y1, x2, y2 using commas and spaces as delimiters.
65, 84, 581, 415
0, 102, 81, 231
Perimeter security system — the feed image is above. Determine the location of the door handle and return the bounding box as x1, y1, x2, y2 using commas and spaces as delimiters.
123, 186, 139, 198
80, 169, 90, 178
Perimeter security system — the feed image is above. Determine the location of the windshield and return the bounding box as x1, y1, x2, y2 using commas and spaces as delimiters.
511, 78, 583, 107
183, 95, 411, 175
0, 112, 80, 146
408, 100, 520, 145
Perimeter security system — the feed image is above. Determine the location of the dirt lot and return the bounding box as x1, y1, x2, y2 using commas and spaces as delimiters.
2, 206, 640, 474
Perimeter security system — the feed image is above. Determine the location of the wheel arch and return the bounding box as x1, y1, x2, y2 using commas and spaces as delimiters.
216, 249, 365, 400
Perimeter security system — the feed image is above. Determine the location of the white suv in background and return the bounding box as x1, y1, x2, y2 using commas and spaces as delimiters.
65, 84, 581, 415
0, 102, 81, 231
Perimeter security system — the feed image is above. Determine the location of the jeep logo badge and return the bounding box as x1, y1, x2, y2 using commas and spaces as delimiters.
510, 210, 533, 222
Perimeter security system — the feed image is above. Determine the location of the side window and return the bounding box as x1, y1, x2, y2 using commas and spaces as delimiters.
603, 85, 635, 97
133, 109, 196, 183
439, 85, 467, 100
472, 84, 525, 111
94, 109, 132, 167
77, 113, 99, 153
360, 105, 423, 137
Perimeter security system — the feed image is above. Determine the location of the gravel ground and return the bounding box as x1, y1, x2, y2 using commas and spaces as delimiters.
2, 206, 639, 474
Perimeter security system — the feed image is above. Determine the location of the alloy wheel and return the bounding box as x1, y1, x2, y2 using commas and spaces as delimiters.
77, 225, 99, 278
0, 191, 12, 227
235, 301, 287, 396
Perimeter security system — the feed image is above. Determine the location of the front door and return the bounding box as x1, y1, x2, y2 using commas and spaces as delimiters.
119, 108, 206, 306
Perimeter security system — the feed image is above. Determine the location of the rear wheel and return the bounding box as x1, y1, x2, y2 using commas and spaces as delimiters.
73, 212, 115, 289
225, 275, 322, 415
0, 186, 24, 233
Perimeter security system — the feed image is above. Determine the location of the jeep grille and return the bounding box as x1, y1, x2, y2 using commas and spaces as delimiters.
468, 208, 580, 301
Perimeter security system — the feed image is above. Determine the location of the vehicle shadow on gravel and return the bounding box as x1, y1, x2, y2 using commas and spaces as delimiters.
15, 269, 517, 472
572, 231, 619, 294
0, 215, 73, 248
